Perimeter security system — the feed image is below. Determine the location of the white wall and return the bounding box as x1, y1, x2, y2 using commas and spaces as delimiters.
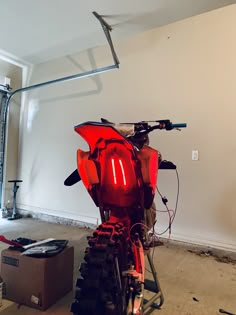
18, 4, 236, 250
0, 60, 22, 205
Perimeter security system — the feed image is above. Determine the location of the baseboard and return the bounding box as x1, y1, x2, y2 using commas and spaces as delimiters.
17, 207, 236, 253
18, 208, 97, 229
162, 231, 236, 252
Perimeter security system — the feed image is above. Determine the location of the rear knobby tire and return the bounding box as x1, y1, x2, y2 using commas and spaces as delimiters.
71, 221, 129, 315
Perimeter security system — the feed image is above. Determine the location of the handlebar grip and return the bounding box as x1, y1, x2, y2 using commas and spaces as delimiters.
171, 123, 187, 129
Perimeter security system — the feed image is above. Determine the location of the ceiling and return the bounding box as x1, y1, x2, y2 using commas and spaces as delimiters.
0, 0, 235, 65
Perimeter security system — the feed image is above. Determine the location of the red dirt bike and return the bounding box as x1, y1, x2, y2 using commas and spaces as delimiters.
65, 119, 186, 315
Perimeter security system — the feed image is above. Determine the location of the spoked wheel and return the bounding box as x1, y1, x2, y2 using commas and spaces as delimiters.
71, 222, 129, 315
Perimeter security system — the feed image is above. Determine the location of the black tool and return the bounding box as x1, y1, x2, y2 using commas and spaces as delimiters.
219, 309, 236, 315
7, 180, 23, 220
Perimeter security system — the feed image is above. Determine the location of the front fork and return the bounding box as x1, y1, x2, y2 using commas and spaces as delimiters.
125, 236, 145, 315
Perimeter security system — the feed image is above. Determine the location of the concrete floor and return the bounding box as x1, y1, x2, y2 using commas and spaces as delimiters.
0, 218, 236, 315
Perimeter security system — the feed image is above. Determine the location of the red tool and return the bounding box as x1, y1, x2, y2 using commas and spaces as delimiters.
0, 235, 23, 247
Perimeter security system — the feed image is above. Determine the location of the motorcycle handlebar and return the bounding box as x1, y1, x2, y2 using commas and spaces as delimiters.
112, 119, 187, 147
137, 120, 187, 134
171, 123, 187, 129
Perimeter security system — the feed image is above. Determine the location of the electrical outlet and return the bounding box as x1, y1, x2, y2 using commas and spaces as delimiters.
192, 150, 199, 161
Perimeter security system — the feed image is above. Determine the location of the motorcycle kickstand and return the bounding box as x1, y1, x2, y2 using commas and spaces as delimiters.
143, 251, 164, 314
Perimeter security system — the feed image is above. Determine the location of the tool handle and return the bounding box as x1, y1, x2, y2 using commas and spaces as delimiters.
219, 309, 236, 315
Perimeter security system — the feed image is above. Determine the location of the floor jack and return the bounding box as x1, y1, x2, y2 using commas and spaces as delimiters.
7, 180, 23, 220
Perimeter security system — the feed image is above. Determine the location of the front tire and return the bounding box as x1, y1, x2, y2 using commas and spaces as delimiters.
71, 222, 129, 315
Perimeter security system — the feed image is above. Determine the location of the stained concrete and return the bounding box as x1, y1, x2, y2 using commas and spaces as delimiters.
0, 218, 236, 315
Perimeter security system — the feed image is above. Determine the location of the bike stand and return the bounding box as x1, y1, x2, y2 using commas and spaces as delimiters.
143, 252, 164, 314
7, 180, 23, 220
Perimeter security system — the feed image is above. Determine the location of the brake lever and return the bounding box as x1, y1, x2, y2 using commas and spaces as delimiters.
219, 309, 236, 315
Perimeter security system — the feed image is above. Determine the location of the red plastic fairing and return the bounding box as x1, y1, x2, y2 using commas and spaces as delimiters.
137, 145, 158, 192
74, 122, 134, 153
75, 122, 142, 208
98, 142, 141, 207
77, 150, 99, 189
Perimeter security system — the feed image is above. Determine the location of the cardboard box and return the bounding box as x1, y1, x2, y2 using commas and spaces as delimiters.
0, 246, 74, 310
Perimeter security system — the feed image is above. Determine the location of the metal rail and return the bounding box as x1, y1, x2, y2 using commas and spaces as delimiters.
0, 12, 120, 209
0, 89, 9, 210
